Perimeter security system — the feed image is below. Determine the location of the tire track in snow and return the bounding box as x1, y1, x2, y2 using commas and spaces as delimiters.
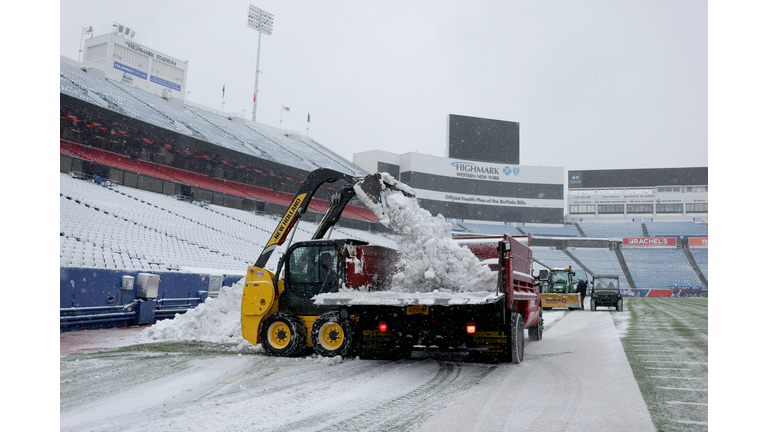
220, 356, 417, 402
520, 355, 582, 432
327, 361, 496, 432
270, 360, 496, 432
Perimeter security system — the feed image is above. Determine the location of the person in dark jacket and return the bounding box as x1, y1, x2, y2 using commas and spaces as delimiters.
576, 278, 588, 309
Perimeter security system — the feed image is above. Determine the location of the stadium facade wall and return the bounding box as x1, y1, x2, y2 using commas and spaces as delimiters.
567, 167, 708, 222
83, 33, 188, 100
568, 183, 708, 223
354, 150, 565, 223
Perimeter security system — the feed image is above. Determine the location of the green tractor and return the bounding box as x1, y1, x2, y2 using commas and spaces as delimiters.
538, 266, 583, 310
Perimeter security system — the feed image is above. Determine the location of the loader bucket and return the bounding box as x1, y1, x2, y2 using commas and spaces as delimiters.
357, 172, 414, 206
357, 173, 386, 206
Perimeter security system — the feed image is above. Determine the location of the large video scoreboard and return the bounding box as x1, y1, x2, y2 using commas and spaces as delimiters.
447, 114, 519, 165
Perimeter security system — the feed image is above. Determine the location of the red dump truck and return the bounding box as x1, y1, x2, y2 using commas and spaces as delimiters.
240, 168, 542, 363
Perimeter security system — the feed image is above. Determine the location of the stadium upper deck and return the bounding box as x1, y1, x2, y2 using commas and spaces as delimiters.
60, 58, 367, 177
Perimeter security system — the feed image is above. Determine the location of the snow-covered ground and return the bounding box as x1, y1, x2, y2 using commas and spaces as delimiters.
60, 299, 654, 432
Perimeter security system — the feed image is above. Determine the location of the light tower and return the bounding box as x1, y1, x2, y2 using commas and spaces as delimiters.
247, 5, 274, 122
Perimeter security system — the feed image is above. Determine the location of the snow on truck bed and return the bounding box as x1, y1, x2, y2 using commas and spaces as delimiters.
354, 174, 497, 294
313, 289, 504, 306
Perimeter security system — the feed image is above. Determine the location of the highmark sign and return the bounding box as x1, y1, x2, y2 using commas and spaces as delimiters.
451, 161, 520, 182
125, 41, 179, 67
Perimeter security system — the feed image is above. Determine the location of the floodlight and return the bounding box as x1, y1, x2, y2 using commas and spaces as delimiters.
247, 5, 274, 122
247, 5, 274, 35
112, 22, 136, 39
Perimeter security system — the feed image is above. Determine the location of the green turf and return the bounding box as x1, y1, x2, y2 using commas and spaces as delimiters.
612, 298, 708, 431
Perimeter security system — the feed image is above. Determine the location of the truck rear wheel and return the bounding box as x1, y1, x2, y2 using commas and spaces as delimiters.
590, 299, 597, 311
311, 311, 356, 358
616, 298, 623, 312
509, 313, 524, 364
528, 310, 543, 341
398, 344, 413, 360
260, 312, 306, 357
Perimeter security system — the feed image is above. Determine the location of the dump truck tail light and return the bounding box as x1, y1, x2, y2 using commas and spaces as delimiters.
466, 322, 477, 334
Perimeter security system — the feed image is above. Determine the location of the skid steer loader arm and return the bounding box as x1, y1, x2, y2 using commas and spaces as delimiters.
254, 169, 412, 268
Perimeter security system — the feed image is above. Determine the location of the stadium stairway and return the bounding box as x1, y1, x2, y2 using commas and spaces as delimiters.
562, 250, 594, 279
683, 247, 708, 289
614, 249, 636, 289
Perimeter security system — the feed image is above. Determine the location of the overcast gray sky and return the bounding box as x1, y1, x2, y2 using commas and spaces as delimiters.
60, 0, 707, 172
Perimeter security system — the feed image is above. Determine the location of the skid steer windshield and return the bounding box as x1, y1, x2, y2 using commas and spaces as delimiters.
287, 245, 339, 298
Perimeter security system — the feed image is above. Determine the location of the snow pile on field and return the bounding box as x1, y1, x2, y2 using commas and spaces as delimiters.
354, 173, 497, 293
140, 277, 259, 352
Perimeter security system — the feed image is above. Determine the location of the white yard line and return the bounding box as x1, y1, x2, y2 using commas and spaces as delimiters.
650, 376, 705, 379
632, 327, 708, 330
645, 367, 692, 370
667, 401, 708, 406
675, 420, 708, 425
657, 387, 708, 391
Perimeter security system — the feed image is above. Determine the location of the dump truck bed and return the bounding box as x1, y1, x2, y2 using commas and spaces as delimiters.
313, 288, 537, 307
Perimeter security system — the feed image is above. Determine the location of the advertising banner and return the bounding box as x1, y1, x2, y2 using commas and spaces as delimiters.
113, 61, 147, 80
411, 188, 561, 208
688, 238, 708, 248
150, 75, 181, 92
622, 237, 677, 247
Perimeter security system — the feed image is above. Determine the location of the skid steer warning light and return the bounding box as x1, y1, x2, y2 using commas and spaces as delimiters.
378, 322, 388, 333
466, 322, 477, 334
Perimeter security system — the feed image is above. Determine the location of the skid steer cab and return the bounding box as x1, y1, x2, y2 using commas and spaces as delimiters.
241, 239, 397, 357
